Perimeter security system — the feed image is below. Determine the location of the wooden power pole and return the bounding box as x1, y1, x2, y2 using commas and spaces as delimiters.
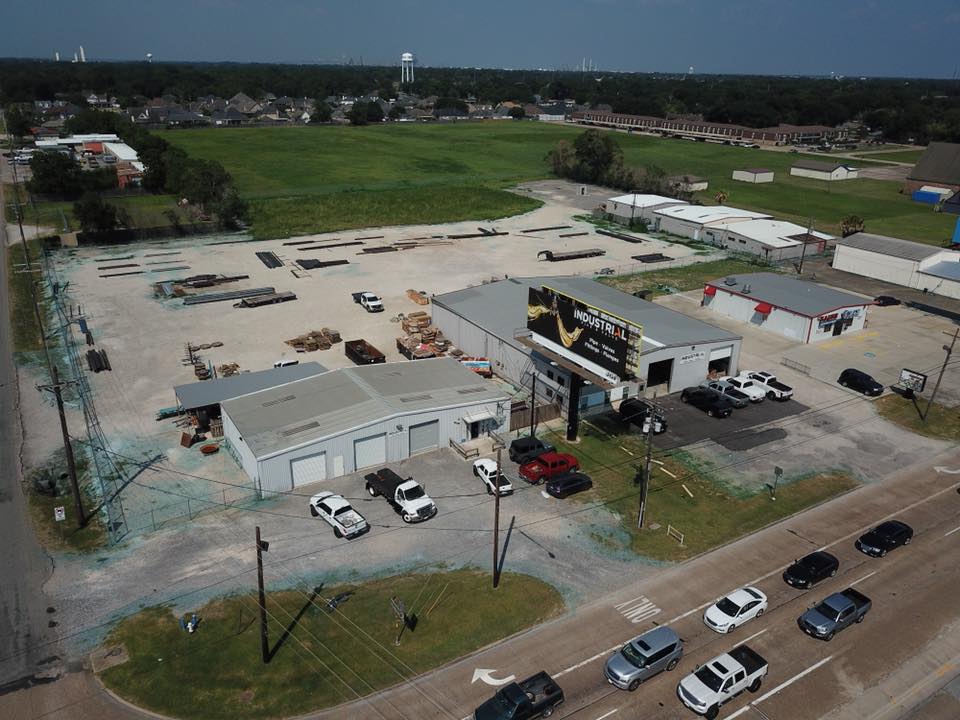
256, 526, 270, 663
38, 366, 86, 529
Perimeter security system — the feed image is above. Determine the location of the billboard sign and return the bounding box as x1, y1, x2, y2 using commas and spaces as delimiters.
899, 368, 927, 393
527, 285, 642, 383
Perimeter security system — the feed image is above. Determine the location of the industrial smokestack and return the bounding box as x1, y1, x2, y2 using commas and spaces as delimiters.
79, 46, 86, 62
55, 51, 60, 61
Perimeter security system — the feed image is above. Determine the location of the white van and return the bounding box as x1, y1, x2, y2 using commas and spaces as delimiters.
273, 359, 299, 368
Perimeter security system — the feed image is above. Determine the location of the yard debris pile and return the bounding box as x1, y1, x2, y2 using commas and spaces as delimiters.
285, 328, 343, 353
217, 362, 240, 377
397, 311, 451, 359
406, 289, 430, 305
400, 311, 431, 334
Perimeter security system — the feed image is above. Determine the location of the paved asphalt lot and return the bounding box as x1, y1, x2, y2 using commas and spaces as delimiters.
654, 395, 810, 451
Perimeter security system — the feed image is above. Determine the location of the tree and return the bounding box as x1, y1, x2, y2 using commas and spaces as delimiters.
572, 129, 622, 183
73, 193, 120, 232
546, 140, 575, 177
181, 159, 230, 212
347, 102, 369, 126
212, 190, 248, 228
4, 104, 34, 139
366, 102, 385, 123
310, 102, 333, 123
509, 106, 526, 120
27, 152, 85, 196
388, 105, 405, 121
841, 214, 865, 237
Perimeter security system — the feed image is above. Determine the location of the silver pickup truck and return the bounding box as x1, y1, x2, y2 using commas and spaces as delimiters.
797, 588, 871, 641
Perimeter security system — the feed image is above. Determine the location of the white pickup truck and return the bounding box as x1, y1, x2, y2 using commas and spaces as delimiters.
309, 491, 370, 539
353, 291, 384, 313
473, 458, 513, 496
677, 644, 767, 719
742, 371, 794, 401
365, 468, 437, 523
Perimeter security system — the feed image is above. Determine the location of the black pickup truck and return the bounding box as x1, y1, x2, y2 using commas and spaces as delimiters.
344, 338, 386, 365
474, 672, 564, 720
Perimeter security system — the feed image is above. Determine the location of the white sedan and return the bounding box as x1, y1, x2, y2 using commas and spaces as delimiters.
309, 491, 370, 539
473, 458, 513, 496
720, 376, 766, 403
703, 586, 768, 633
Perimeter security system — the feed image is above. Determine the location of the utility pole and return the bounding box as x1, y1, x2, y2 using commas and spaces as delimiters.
922, 329, 958, 422
37, 366, 85, 528
255, 526, 270, 664
637, 396, 659, 529
493, 446, 502, 588
796, 217, 813, 276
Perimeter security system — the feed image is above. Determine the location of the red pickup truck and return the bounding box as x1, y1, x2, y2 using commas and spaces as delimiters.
519, 452, 579, 485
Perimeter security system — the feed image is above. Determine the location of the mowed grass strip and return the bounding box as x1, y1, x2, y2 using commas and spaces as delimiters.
544, 418, 858, 561
875, 394, 960, 442
249, 185, 541, 240
167, 124, 953, 244
600, 257, 780, 297
6, 239, 47, 352
100, 570, 563, 720
849, 149, 923, 164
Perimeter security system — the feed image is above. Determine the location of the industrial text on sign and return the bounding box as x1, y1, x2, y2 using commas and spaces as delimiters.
572, 306, 628, 339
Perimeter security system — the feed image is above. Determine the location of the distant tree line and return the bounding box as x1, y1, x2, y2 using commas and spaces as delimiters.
2, 59, 960, 142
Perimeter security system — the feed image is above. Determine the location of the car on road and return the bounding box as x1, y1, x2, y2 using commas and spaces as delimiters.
700, 380, 750, 408
308, 491, 369, 539
474, 671, 564, 720
605, 626, 683, 691
680, 387, 735, 418
874, 295, 901, 306
855, 520, 913, 557
473, 458, 513, 496
797, 588, 871, 641
703, 587, 768, 634
519, 451, 579, 485
545, 472, 593, 499
742, 371, 794, 401
782, 551, 839, 589
677, 644, 767, 719
720, 376, 766, 403
838, 368, 883, 396
509, 436, 555, 465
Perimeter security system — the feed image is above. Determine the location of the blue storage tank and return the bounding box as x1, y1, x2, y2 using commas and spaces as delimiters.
912, 190, 941, 204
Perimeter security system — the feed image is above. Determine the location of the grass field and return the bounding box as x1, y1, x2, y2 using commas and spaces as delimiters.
600, 257, 781, 297
6, 238, 47, 352
100, 570, 563, 720
545, 416, 859, 561
849, 149, 924, 164
875, 394, 960, 441
166, 123, 955, 244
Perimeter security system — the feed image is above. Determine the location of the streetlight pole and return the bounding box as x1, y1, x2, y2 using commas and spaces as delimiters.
922, 329, 959, 422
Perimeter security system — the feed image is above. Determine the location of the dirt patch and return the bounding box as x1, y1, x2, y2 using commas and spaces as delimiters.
90, 644, 129, 673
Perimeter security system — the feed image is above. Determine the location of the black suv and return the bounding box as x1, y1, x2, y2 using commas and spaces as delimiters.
618, 398, 668, 434
509, 436, 554, 465
679, 387, 735, 418
855, 520, 913, 557
838, 368, 883, 396
783, 551, 839, 589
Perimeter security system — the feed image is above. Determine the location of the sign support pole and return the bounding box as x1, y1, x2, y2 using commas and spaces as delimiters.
566, 374, 583, 442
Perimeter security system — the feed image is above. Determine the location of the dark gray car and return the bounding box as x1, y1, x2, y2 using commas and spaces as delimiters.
604, 626, 683, 691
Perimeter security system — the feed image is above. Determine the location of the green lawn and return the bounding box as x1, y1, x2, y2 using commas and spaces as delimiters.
849, 149, 924, 164
600, 257, 781, 297
166, 124, 954, 244
26, 450, 106, 553
544, 415, 859, 561
6, 238, 47, 352
100, 570, 563, 720
875, 394, 960, 441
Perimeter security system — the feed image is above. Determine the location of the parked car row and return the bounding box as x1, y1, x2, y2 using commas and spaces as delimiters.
681, 369, 795, 419
473, 516, 913, 719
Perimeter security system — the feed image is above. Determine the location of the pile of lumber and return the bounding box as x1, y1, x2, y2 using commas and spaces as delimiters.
396, 336, 436, 360
285, 328, 342, 353
217, 362, 240, 377
406, 289, 430, 306
401, 311, 431, 334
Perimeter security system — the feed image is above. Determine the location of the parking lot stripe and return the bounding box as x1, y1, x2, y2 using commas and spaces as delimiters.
944, 525, 960, 538
594, 710, 619, 720
851, 570, 878, 586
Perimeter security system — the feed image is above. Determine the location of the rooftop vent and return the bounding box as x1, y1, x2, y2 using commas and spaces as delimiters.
742, 284, 752, 294
458, 387, 486, 395
280, 420, 320, 437
262, 394, 296, 407
399, 393, 433, 403
724, 277, 738, 286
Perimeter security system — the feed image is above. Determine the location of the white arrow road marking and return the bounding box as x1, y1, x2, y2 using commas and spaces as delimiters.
614, 594, 661, 624
934, 466, 960, 474
471, 668, 515, 686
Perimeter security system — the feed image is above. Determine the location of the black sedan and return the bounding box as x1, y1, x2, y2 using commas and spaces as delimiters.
545, 472, 593, 499
679, 387, 735, 418
855, 520, 913, 557
838, 368, 884, 396
874, 296, 901, 306
783, 551, 839, 589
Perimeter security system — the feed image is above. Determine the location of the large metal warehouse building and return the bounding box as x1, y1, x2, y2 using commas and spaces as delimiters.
832, 232, 960, 300
703, 273, 872, 343
221, 358, 508, 494
651, 205, 772, 240
432, 276, 742, 405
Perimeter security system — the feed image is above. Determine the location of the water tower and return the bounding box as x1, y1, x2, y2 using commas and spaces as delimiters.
401, 52, 415, 84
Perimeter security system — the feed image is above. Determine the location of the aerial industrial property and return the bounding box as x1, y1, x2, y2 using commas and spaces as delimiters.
2, 16, 960, 720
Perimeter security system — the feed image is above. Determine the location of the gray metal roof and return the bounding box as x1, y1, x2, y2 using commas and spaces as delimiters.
222, 358, 508, 459
174, 362, 327, 411
919, 260, 960, 282
792, 159, 849, 172
432, 276, 740, 354
908, 142, 960, 185
837, 232, 941, 262
706, 272, 870, 317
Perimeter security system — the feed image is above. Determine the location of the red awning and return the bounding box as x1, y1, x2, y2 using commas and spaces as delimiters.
754, 302, 773, 315
703, 285, 717, 296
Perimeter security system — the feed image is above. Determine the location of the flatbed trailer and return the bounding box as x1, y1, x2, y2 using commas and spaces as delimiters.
537, 248, 606, 262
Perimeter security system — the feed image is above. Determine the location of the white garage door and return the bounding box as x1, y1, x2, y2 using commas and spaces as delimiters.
290, 452, 326, 488
354, 433, 387, 470
709, 346, 733, 361
408, 420, 439, 455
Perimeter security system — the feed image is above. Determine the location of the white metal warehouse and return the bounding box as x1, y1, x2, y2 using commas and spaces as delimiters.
703, 273, 872, 343
832, 232, 960, 300
601, 194, 687, 225
432, 276, 742, 405
652, 205, 772, 240
221, 358, 508, 494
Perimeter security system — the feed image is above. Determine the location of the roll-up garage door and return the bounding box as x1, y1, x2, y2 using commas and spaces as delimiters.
354, 433, 387, 470
709, 346, 733, 361
290, 452, 326, 488
408, 420, 439, 455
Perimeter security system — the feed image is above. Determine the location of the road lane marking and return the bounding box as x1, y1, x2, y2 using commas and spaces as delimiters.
944, 525, 960, 537
555, 644, 622, 678
614, 594, 661, 624
740, 628, 769, 645
851, 570, 877, 586
727, 655, 835, 718
595, 710, 618, 720
665, 601, 713, 625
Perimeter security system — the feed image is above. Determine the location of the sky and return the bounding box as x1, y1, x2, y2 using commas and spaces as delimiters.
5, 0, 960, 78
